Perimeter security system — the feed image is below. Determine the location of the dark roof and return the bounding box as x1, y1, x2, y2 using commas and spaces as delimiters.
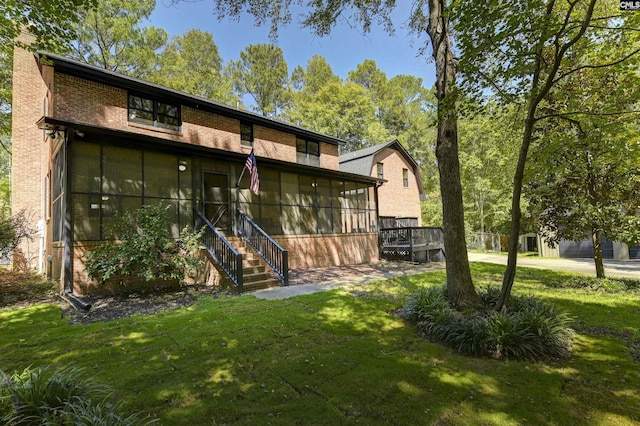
37, 51, 346, 147
339, 140, 425, 199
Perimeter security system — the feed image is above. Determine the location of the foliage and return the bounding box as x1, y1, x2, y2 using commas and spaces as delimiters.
525, 35, 640, 277
0, 365, 150, 425
149, 29, 235, 104
546, 275, 640, 293
458, 103, 521, 234
402, 285, 575, 360
285, 79, 389, 152
0, 0, 97, 51
227, 43, 290, 116
454, 0, 640, 307
0, 209, 35, 260
84, 203, 203, 285
68, 0, 167, 78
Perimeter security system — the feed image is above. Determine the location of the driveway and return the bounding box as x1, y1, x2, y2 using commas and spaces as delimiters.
468, 252, 640, 278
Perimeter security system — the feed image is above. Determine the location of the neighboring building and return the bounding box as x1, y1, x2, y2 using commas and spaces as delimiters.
11, 43, 383, 295
537, 235, 637, 260
339, 140, 425, 228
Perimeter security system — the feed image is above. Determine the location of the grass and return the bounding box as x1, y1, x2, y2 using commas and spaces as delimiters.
1, 263, 639, 425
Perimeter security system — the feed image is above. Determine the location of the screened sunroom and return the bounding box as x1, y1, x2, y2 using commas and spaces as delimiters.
57, 132, 379, 246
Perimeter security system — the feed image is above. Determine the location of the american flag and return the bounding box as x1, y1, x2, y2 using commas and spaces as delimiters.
245, 149, 260, 195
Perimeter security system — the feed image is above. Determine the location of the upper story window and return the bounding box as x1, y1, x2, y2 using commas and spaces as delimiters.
296, 138, 320, 166
240, 122, 253, 146
376, 162, 384, 179
402, 168, 409, 188
128, 94, 181, 132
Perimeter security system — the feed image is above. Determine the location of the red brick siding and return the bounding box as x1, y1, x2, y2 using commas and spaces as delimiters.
11, 43, 49, 267
374, 148, 422, 224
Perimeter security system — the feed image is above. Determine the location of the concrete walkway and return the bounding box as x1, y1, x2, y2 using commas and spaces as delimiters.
468, 252, 640, 278
251, 262, 443, 300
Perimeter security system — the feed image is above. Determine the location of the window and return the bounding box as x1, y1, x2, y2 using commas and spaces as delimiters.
296, 138, 320, 166
402, 168, 409, 188
240, 122, 253, 146
377, 162, 384, 179
128, 94, 180, 131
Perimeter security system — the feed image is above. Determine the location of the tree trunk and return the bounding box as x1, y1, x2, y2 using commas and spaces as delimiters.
591, 229, 605, 278
427, 0, 482, 309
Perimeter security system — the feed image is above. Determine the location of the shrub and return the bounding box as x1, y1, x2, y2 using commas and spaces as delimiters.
84, 203, 204, 285
0, 209, 35, 263
549, 276, 640, 293
402, 286, 574, 361
0, 365, 152, 425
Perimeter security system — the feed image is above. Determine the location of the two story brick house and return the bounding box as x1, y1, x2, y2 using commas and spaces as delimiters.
339, 140, 425, 228
11, 43, 383, 296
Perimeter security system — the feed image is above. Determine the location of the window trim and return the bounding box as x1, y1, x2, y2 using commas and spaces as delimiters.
402, 168, 409, 188
128, 93, 181, 132
240, 122, 254, 146
376, 162, 384, 179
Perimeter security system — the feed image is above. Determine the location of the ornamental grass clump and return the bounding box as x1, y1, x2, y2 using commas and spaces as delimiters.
0, 365, 152, 425
402, 286, 574, 361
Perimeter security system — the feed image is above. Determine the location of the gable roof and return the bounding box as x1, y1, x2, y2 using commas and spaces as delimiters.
37, 51, 346, 147
339, 140, 426, 200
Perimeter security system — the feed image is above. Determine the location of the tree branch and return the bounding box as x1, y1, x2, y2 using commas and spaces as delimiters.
536, 108, 640, 121
552, 46, 640, 85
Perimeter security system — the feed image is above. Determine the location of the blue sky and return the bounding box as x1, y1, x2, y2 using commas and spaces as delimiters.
147, 1, 436, 88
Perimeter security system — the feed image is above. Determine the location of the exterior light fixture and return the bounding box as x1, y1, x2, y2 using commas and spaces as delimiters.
178, 161, 187, 172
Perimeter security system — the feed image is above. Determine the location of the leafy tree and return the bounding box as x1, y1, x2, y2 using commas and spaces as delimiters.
454, 0, 640, 309
458, 104, 520, 236
290, 54, 340, 94
526, 50, 640, 278
0, 0, 97, 51
227, 43, 290, 116
68, 0, 167, 78
199, 0, 482, 308
150, 29, 235, 103
287, 80, 389, 152
348, 59, 388, 93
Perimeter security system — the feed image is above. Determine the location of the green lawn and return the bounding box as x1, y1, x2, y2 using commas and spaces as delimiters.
1, 263, 639, 425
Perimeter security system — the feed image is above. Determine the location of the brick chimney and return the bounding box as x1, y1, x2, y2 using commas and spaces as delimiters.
11, 30, 50, 270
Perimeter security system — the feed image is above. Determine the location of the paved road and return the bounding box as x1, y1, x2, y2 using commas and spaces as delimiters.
468, 252, 640, 278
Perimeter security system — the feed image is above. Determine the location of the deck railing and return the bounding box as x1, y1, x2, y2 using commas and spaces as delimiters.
194, 208, 244, 292
236, 209, 289, 286
379, 226, 445, 263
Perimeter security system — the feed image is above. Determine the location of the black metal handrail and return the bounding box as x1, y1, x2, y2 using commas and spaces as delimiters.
236, 209, 289, 286
194, 208, 244, 292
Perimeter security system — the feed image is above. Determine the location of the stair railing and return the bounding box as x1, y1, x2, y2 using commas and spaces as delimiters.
194, 208, 244, 292
236, 209, 289, 286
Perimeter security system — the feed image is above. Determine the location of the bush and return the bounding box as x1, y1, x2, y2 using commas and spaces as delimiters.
0, 209, 35, 261
84, 203, 204, 285
548, 276, 640, 293
402, 286, 574, 361
0, 365, 152, 425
